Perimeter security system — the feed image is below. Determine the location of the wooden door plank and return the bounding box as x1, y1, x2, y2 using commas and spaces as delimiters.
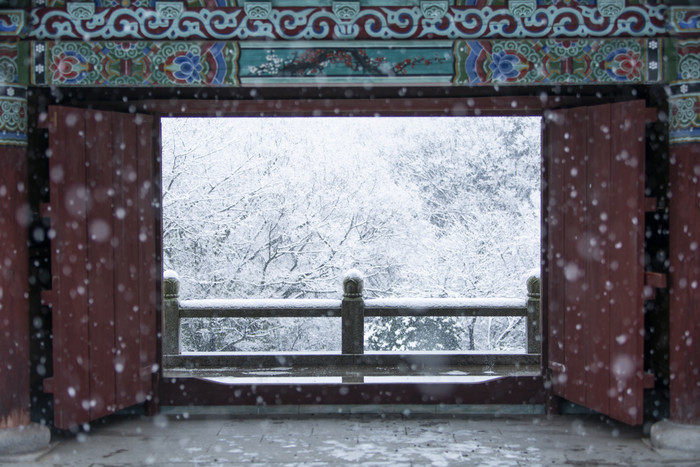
563, 107, 587, 407
113, 114, 143, 409
545, 109, 567, 400
46, 106, 158, 428
50, 107, 91, 429
585, 104, 611, 416
690, 151, 699, 423
693, 159, 700, 424
136, 114, 157, 398
545, 101, 647, 425
668, 151, 687, 421
85, 110, 117, 420
607, 101, 645, 425
669, 146, 700, 423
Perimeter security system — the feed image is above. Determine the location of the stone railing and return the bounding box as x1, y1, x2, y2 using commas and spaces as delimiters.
162, 270, 541, 374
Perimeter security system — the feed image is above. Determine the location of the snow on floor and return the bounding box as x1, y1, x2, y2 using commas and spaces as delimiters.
14, 414, 700, 466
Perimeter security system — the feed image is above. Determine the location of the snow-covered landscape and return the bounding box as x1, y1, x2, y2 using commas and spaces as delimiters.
161, 116, 541, 354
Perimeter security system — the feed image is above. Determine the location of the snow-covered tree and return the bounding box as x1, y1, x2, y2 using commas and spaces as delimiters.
161, 116, 541, 352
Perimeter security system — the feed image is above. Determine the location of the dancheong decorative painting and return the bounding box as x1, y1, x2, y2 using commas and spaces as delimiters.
0, 2, 699, 144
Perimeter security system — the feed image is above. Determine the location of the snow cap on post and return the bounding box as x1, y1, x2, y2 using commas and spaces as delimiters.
343, 269, 364, 299
163, 270, 180, 299
526, 274, 540, 298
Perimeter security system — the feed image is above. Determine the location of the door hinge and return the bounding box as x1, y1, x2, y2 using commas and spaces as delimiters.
644, 271, 668, 300
43, 377, 54, 394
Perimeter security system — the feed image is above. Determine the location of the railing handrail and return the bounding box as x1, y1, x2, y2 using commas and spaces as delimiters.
162, 269, 541, 358
178, 298, 342, 318
176, 297, 526, 319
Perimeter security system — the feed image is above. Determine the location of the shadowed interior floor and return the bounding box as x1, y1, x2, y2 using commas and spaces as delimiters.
8, 414, 699, 466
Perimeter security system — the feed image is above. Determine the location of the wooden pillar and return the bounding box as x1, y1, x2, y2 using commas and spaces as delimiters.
0, 26, 31, 432
0, 146, 30, 430
667, 36, 700, 426
0, 18, 50, 453
668, 130, 700, 425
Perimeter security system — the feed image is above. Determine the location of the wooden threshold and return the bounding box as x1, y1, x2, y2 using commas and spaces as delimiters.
159, 374, 545, 406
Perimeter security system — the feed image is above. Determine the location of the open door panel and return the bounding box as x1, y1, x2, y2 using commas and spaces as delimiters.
544, 101, 647, 425
42, 106, 158, 430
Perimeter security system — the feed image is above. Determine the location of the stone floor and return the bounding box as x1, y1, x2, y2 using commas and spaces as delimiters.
3, 413, 700, 466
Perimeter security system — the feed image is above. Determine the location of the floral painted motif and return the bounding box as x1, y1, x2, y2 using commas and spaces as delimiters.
246, 48, 446, 77
602, 49, 642, 81
164, 52, 204, 83
239, 45, 453, 84
33, 41, 239, 86
30, 39, 662, 88
454, 39, 656, 85
489, 51, 529, 82
50, 50, 92, 84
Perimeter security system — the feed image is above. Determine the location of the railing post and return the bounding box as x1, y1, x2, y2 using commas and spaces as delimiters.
526, 275, 541, 354
342, 269, 364, 355
163, 270, 180, 356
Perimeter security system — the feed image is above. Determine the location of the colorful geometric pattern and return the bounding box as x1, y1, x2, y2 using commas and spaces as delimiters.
29, 0, 653, 9
675, 40, 700, 83
239, 44, 454, 85
0, 42, 20, 84
33, 0, 237, 7
29, 38, 664, 88
0, 85, 27, 146
669, 39, 700, 145
0, 10, 25, 37
31, 41, 239, 86
669, 7, 700, 37
29, 3, 667, 41
454, 39, 660, 85
669, 91, 700, 144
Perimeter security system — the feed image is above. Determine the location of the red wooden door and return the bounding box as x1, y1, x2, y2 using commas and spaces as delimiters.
544, 101, 647, 425
43, 106, 158, 429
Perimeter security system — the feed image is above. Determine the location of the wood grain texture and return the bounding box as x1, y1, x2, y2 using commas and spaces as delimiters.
586, 104, 611, 416
0, 148, 30, 429
47, 107, 157, 429
50, 107, 92, 429
86, 110, 117, 420
545, 101, 646, 425
669, 143, 700, 424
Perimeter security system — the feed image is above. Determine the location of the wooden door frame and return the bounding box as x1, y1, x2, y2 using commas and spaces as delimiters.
147, 94, 568, 407
33, 90, 660, 409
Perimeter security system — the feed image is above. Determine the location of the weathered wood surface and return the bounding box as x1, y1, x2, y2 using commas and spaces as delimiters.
545, 101, 646, 425
45, 107, 157, 429
0, 148, 30, 429
164, 353, 541, 371
669, 143, 700, 425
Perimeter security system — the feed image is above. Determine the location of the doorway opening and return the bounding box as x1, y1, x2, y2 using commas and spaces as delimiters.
160, 116, 542, 370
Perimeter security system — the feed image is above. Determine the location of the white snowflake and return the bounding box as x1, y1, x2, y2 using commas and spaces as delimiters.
680, 84, 689, 94
35, 64, 45, 74
649, 61, 658, 70
7, 87, 15, 97
648, 40, 658, 50
35, 44, 45, 53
